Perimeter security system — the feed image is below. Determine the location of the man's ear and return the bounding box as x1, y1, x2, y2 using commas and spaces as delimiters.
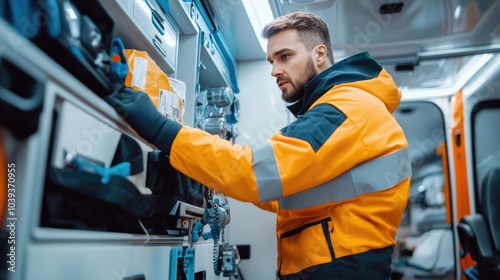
315, 44, 329, 68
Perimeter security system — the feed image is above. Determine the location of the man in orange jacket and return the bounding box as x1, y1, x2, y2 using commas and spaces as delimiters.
107, 11, 411, 280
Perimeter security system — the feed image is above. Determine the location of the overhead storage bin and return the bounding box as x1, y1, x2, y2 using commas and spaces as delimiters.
131, 0, 178, 70
156, 0, 198, 35
192, 0, 240, 93
99, 0, 179, 75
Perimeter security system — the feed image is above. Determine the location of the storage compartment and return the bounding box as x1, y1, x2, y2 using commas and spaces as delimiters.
24, 243, 175, 279
199, 32, 231, 89
41, 100, 209, 235
156, 0, 199, 35
32, 0, 116, 96
98, 0, 179, 76
132, 0, 178, 68
194, 1, 239, 94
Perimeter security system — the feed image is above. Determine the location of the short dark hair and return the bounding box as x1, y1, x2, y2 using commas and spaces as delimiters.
262, 11, 334, 64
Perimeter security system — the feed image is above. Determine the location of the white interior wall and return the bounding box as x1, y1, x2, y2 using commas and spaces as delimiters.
225, 60, 292, 279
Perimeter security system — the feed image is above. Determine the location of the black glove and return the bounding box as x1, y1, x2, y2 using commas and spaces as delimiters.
105, 86, 182, 154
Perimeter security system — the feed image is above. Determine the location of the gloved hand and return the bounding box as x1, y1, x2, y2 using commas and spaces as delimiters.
105, 86, 182, 154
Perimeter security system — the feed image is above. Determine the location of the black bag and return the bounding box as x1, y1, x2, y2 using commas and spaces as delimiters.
42, 167, 171, 234
41, 134, 208, 235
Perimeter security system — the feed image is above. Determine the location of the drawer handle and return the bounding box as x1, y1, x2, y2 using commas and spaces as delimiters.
122, 274, 146, 280
153, 36, 167, 57
151, 9, 165, 35
144, 0, 165, 35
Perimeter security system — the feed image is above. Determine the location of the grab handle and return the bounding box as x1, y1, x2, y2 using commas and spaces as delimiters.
0, 59, 44, 138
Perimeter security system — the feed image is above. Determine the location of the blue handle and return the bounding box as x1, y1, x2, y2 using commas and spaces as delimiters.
75, 157, 131, 184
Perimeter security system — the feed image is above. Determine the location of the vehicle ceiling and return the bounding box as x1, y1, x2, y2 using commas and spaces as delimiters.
207, 0, 500, 92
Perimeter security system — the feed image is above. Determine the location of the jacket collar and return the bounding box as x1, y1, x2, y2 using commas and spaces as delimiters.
287, 52, 383, 117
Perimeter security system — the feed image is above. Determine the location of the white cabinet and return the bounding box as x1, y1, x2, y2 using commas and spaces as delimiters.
24, 244, 173, 279
0, 0, 237, 278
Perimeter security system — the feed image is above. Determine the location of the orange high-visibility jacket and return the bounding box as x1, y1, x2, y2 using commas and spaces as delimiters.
167, 52, 411, 279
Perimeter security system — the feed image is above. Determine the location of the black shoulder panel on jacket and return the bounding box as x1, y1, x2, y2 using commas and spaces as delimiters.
291, 52, 383, 117
280, 104, 346, 152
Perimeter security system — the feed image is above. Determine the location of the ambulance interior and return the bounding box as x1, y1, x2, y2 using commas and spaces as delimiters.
1, 0, 500, 279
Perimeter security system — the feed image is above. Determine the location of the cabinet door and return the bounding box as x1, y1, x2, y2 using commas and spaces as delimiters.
24, 244, 173, 280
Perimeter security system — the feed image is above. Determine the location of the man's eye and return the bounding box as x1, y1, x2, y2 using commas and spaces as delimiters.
281, 54, 290, 61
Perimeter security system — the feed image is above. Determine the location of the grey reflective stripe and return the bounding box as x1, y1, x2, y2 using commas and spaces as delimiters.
279, 147, 411, 210
253, 144, 283, 202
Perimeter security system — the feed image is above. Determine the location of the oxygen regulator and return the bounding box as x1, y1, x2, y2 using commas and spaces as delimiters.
191, 192, 241, 277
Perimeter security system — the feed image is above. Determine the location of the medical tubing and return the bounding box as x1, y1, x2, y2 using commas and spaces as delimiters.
213, 235, 220, 276
212, 206, 221, 276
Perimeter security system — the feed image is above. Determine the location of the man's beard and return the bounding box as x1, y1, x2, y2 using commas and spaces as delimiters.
282, 57, 318, 103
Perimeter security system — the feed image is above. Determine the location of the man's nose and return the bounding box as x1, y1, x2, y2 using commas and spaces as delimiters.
271, 65, 283, 77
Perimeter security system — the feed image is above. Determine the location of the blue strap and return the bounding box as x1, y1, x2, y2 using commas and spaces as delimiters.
464, 267, 478, 280
41, 0, 61, 38
73, 156, 131, 184
108, 37, 129, 84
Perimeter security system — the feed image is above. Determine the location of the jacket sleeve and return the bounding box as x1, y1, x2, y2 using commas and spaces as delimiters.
167, 105, 355, 204
253, 201, 279, 213
168, 95, 406, 204
168, 126, 262, 203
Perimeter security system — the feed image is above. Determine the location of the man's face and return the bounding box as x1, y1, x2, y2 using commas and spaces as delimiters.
267, 29, 318, 103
